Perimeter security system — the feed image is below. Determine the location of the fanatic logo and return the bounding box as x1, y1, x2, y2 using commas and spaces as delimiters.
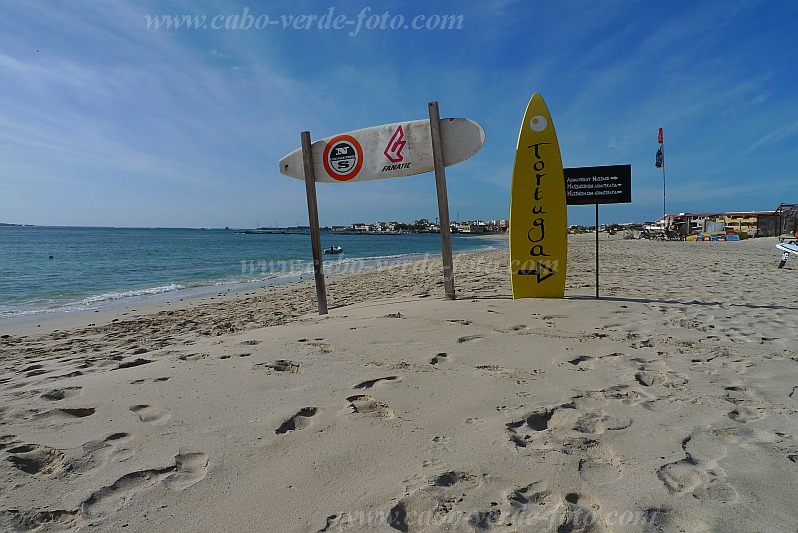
384, 125, 406, 163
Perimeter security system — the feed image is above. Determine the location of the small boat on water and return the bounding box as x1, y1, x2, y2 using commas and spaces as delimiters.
324, 246, 343, 254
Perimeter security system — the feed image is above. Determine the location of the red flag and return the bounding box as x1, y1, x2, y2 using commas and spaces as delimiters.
657, 128, 663, 144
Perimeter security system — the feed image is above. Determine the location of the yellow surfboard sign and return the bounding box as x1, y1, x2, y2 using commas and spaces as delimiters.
509, 94, 567, 299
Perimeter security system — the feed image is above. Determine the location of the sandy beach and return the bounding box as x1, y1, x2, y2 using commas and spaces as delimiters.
1, 235, 797, 532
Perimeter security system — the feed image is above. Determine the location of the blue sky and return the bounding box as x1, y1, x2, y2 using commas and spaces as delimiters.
2, 1, 797, 228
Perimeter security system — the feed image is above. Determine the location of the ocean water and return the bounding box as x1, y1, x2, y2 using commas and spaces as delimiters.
0, 226, 505, 318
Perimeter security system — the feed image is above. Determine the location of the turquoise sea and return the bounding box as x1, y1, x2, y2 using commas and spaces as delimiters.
0, 226, 505, 318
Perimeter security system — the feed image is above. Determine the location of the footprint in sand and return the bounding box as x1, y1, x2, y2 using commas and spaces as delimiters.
1, 509, 80, 531
724, 385, 768, 408
34, 407, 96, 421
570, 411, 633, 434
564, 437, 625, 485
475, 365, 541, 380
634, 370, 669, 387
600, 384, 658, 407
520, 490, 610, 532
6, 442, 69, 475
10, 389, 55, 401
264, 360, 304, 373
657, 429, 739, 504
387, 471, 481, 532
130, 404, 171, 425
507, 481, 564, 522
353, 376, 400, 389
728, 406, 766, 423
506, 407, 556, 448
563, 355, 596, 371
75, 433, 134, 472
162, 448, 210, 490
41, 386, 83, 401
81, 448, 209, 519
115, 357, 153, 370
458, 334, 484, 343
178, 353, 208, 362
275, 407, 318, 434
507, 403, 632, 451
346, 395, 394, 420
634, 359, 688, 389
504, 482, 610, 532
522, 407, 556, 431
559, 492, 609, 532
430, 353, 449, 365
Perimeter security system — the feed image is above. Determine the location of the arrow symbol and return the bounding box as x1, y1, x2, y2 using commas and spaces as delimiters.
517, 262, 557, 283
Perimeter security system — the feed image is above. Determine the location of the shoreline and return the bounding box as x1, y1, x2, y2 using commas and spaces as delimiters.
0, 235, 507, 332
0, 246, 509, 338
0, 236, 788, 340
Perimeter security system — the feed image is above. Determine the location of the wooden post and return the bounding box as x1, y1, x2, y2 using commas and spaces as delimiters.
428, 101, 456, 300
301, 131, 328, 315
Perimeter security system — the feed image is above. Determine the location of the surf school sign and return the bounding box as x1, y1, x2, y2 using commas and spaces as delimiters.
278, 105, 486, 313
509, 94, 567, 299
279, 119, 485, 183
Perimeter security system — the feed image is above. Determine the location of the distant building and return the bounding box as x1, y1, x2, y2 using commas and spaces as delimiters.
769, 203, 798, 237
650, 204, 795, 237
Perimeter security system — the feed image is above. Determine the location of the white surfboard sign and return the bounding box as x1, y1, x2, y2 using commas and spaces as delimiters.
279, 118, 485, 183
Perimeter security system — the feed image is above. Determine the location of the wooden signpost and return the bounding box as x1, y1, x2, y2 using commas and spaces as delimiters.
429, 102, 456, 300
300, 131, 328, 314
564, 164, 633, 298
280, 104, 485, 313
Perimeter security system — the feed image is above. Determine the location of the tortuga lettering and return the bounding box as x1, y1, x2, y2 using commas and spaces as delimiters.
527, 141, 551, 256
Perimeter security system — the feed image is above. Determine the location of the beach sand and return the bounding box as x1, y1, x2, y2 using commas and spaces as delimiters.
1, 235, 797, 532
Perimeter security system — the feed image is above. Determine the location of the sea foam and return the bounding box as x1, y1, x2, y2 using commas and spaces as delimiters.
79, 284, 186, 305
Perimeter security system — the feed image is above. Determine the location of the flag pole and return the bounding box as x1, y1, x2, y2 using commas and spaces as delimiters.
657, 127, 666, 227
662, 140, 666, 221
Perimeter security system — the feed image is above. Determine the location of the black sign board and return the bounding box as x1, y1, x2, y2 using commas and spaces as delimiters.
564, 164, 631, 205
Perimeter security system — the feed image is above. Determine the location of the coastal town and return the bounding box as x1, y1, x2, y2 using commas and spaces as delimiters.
251, 201, 798, 240
328, 218, 508, 234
